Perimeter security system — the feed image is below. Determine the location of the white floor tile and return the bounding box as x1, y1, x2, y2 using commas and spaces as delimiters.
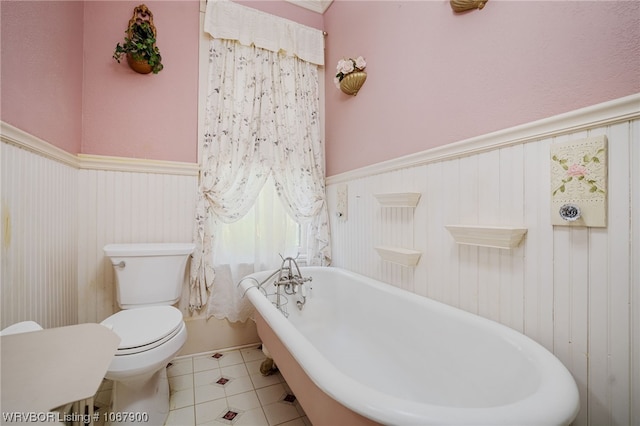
255, 383, 288, 406
194, 383, 226, 405
218, 350, 245, 367
223, 376, 254, 396
244, 359, 263, 376
169, 373, 194, 392
249, 370, 284, 389
226, 390, 262, 411
194, 368, 222, 387
195, 398, 228, 425
170, 387, 195, 410
277, 418, 309, 426
93, 346, 308, 426
193, 353, 223, 372
221, 363, 249, 379
240, 346, 266, 363
262, 401, 301, 426
165, 406, 195, 426
167, 358, 194, 377
234, 407, 269, 426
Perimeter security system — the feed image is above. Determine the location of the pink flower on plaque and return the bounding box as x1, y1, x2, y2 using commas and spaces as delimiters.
567, 163, 587, 177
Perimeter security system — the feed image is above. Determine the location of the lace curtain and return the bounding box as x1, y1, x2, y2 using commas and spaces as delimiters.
190, 37, 331, 321
205, 176, 300, 322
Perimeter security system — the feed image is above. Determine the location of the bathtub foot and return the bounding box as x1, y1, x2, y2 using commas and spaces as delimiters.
260, 357, 278, 376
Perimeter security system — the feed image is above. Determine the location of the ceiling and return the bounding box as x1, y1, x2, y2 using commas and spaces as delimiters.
284, 0, 333, 14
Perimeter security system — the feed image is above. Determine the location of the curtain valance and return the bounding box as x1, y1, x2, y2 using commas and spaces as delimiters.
204, 0, 325, 66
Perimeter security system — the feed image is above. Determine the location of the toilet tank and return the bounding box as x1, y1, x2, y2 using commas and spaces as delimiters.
104, 243, 195, 309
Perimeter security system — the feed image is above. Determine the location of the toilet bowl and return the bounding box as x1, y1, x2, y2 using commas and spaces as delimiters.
102, 243, 194, 426
101, 306, 187, 424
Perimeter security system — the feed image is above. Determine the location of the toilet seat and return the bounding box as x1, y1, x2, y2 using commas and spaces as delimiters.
101, 306, 184, 356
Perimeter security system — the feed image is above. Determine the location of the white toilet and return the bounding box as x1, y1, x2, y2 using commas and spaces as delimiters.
101, 243, 194, 426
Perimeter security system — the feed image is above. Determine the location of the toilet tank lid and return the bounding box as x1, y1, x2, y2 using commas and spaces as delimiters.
104, 243, 195, 257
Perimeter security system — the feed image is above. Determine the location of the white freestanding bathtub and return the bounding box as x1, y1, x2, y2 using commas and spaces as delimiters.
240, 267, 580, 426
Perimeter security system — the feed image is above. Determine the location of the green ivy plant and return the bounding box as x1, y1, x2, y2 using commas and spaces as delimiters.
113, 21, 163, 74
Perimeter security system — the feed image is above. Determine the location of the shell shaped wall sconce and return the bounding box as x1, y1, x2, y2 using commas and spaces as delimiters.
450, 0, 488, 13
340, 72, 367, 96
335, 56, 367, 96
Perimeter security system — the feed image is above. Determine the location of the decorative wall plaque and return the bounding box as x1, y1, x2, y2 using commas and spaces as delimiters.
550, 135, 607, 227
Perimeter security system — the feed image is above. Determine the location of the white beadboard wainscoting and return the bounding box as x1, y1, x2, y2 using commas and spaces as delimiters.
77, 167, 197, 324
326, 94, 640, 426
1, 122, 259, 355
1, 141, 78, 329
0, 124, 199, 329
76, 157, 259, 353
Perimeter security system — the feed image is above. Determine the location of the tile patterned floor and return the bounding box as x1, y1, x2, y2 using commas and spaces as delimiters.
94, 345, 310, 426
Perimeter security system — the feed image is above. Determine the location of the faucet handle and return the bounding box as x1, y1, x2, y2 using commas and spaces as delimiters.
279, 252, 301, 261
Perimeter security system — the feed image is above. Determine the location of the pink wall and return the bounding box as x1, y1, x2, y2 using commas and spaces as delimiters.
236, 0, 324, 29
1, 0, 315, 163
324, 1, 640, 176
1, 0, 84, 154
82, 1, 199, 162
5, 1, 638, 171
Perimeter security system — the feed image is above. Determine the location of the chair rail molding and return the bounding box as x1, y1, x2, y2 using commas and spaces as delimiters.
1, 121, 198, 176
327, 93, 640, 184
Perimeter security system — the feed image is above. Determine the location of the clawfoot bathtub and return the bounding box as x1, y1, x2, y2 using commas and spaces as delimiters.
240, 267, 579, 426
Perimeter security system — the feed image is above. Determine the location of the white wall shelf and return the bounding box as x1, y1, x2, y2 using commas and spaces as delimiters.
374, 246, 422, 267
445, 225, 528, 250
373, 192, 422, 266
374, 192, 421, 208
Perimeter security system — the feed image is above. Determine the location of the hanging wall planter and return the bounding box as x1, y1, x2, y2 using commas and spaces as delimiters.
450, 0, 488, 13
340, 71, 367, 96
126, 53, 152, 74
335, 56, 367, 96
113, 4, 164, 74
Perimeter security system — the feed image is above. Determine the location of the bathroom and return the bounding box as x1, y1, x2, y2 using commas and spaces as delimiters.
1, 0, 638, 425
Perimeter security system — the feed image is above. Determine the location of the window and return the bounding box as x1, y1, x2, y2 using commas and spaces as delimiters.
214, 176, 306, 271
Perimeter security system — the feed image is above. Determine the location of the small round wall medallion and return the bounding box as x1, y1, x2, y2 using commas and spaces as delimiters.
559, 203, 581, 221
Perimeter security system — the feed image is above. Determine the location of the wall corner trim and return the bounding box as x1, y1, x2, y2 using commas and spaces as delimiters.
326, 93, 640, 185
1, 121, 199, 176
1, 122, 79, 168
